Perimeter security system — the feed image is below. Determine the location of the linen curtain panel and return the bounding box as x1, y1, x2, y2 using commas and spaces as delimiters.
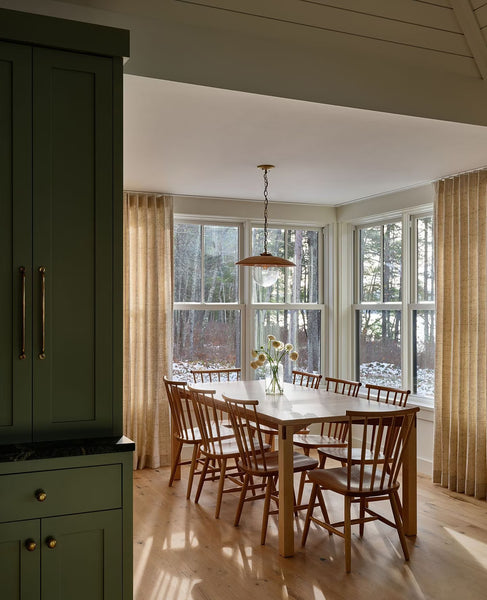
123, 192, 173, 470
433, 170, 487, 499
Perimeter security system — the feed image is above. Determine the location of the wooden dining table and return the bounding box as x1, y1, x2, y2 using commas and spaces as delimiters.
196, 379, 418, 557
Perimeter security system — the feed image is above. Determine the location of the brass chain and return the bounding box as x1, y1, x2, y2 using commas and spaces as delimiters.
263, 168, 269, 254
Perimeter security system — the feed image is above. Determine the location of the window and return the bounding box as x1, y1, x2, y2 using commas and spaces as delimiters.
173, 220, 323, 382
251, 226, 323, 382
354, 212, 435, 399
173, 222, 242, 380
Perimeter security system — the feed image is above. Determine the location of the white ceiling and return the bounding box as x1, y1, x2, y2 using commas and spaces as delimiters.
124, 75, 487, 206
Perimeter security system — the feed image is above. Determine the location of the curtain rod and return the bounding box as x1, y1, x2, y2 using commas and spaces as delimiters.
438, 165, 487, 181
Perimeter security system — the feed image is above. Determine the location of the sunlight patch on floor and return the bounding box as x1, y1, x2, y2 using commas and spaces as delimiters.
134, 535, 153, 596
445, 527, 487, 569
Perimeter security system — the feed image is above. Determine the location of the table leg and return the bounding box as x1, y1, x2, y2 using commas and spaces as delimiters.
402, 414, 417, 536
278, 424, 295, 557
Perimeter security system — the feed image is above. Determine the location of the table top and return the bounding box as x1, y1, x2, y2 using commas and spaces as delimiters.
196, 380, 411, 428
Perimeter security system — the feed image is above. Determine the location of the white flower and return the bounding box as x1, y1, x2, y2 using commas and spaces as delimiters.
250, 361, 259, 370
267, 334, 275, 341
289, 351, 299, 361
258, 353, 266, 363
285, 343, 293, 351
251, 349, 258, 358
272, 340, 281, 349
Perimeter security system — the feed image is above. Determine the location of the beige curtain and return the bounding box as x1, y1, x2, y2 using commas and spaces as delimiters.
123, 192, 173, 470
433, 170, 487, 499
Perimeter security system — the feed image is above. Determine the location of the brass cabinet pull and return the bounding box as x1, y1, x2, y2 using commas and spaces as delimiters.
46, 537, 57, 549
35, 489, 47, 502
19, 267, 26, 360
25, 539, 37, 552
39, 267, 46, 360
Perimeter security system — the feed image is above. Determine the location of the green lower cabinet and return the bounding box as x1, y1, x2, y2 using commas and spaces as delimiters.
41, 510, 122, 600
0, 520, 40, 600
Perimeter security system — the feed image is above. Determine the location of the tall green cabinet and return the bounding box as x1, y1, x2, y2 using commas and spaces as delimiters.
0, 9, 132, 600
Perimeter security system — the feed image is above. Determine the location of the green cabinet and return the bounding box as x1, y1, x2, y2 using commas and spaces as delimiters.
0, 452, 132, 600
0, 28, 123, 443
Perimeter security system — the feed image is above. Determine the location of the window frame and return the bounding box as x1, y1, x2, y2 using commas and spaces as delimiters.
352, 207, 435, 403
173, 216, 325, 381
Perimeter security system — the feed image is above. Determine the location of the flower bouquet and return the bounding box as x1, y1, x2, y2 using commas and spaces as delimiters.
250, 335, 299, 394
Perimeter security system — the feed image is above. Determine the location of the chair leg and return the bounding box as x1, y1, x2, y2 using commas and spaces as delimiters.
316, 487, 331, 528
390, 490, 410, 561
186, 444, 199, 499
215, 458, 227, 519
234, 473, 250, 527
297, 471, 307, 506
194, 457, 210, 504
301, 483, 318, 546
169, 441, 183, 487
344, 496, 352, 573
359, 498, 366, 537
261, 477, 273, 545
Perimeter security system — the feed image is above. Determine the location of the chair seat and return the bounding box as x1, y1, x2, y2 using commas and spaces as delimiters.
238, 451, 318, 476
308, 465, 399, 497
318, 447, 384, 463
200, 437, 241, 459
294, 434, 346, 449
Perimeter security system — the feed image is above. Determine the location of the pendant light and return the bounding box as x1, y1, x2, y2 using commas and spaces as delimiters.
236, 165, 295, 287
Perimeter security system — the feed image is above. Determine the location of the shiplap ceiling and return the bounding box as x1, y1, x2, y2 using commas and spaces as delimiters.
7, 0, 487, 205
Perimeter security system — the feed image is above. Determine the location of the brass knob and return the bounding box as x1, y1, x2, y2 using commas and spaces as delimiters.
25, 539, 37, 552
46, 537, 57, 549
35, 489, 47, 502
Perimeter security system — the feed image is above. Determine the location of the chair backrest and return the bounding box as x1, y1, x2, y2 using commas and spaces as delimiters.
163, 376, 199, 442
365, 384, 410, 407
345, 407, 419, 493
190, 368, 241, 384
319, 377, 361, 439
187, 384, 228, 456
325, 376, 361, 397
292, 370, 322, 389
222, 395, 270, 474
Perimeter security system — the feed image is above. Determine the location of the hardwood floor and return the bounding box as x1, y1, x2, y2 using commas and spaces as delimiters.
134, 466, 487, 600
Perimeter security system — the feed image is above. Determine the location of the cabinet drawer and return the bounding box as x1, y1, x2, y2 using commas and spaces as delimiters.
0, 464, 121, 522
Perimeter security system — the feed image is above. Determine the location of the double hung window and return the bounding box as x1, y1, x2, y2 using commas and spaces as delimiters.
354, 212, 435, 399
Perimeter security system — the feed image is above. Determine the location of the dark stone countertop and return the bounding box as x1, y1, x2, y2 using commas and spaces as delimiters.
0, 435, 135, 463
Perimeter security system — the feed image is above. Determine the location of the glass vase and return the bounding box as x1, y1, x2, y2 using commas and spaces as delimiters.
265, 362, 284, 394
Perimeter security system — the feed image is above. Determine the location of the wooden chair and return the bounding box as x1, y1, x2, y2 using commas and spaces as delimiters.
187, 384, 243, 519
365, 383, 410, 406
302, 406, 419, 573
222, 394, 318, 545
294, 377, 361, 504
259, 370, 323, 451
164, 376, 205, 499
292, 370, 322, 389
318, 382, 410, 468
190, 368, 241, 383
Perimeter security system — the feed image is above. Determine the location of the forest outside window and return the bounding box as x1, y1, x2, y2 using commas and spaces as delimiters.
173, 222, 242, 380
251, 226, 323, 381
354, 213, 435, 399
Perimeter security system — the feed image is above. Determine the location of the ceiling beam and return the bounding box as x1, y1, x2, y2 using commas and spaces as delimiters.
451, 0, 487, 80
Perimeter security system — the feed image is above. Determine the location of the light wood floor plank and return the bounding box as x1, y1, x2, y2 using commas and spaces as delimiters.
134, 468, 487, 600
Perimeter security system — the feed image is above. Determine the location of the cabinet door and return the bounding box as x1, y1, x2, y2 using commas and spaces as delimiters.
0, 41, 33, 443
41, 510, 122, 600
0, 520, 40, 600
32, 48, 114, 441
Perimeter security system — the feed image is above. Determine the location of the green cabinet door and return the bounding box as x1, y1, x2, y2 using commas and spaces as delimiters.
0, 41, 33, 443
32, 48, 114, 441
0, 520, 40, 600
41, 510, 122, 600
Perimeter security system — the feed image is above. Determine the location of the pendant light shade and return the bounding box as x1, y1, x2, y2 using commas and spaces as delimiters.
236, 165, 295, 286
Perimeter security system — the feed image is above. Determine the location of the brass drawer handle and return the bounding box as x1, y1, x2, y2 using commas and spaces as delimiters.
46, 537, 57, 549
35, 489, 47, 502
25, 539, 37, 552
19, 267, 26, 360
39, 267, 46, 360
